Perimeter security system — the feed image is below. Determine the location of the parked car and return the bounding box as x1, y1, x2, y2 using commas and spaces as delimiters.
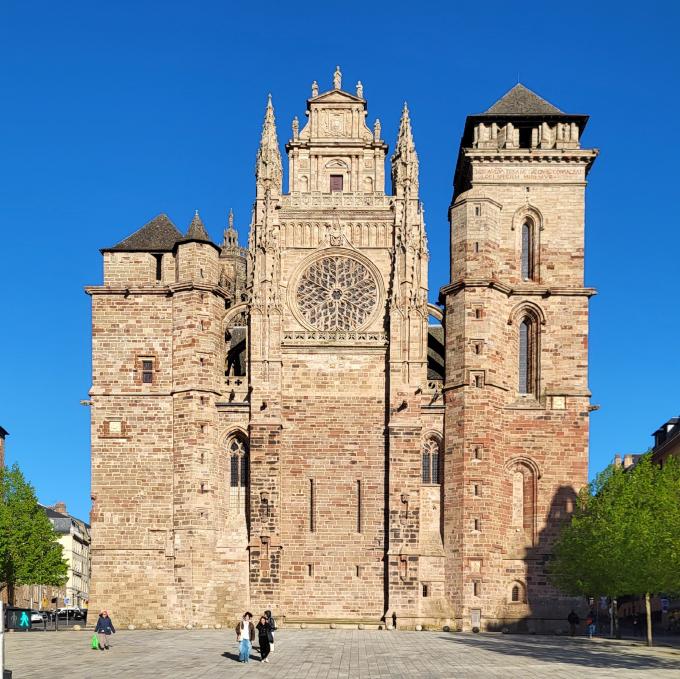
30, 610, 46, 624
56, 607, 83, 620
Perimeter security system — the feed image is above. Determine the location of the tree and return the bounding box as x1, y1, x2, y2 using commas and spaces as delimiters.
0, 464, 68, 605
550, 455, 680, 646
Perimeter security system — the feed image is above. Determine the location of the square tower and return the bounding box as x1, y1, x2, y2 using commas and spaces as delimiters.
440, 84, 598, 632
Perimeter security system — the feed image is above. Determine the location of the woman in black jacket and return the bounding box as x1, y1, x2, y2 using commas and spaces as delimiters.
94, 610, 116, 650
256, 616, 272, 662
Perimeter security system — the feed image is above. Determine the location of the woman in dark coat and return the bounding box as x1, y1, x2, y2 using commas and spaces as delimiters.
94, 610, 116, 650
256, 615, 272, 662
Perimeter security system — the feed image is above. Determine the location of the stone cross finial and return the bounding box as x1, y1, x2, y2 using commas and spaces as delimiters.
292, 116, 299, 139
311, 80, 318, 97
356, 81, 363, 98
374, 118, 381, 142
333, 65, 342, 90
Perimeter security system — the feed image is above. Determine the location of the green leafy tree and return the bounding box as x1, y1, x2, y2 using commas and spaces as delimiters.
550, 455, 680, 646
0, 464, 68, 604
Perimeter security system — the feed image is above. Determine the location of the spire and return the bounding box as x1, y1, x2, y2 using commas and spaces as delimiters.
185, 209, 212, 242
222, 208, 239, 249
391, 102, 419, 195
256, 94, 283, 192
396, 103, 415, 148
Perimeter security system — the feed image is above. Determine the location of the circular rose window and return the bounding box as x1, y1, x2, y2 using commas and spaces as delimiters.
295, 255, 379, 331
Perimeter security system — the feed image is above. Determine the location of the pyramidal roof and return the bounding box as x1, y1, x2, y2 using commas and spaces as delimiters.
185, 210, 212, 242
483, 83, 564, 116
105, 214, 182, 252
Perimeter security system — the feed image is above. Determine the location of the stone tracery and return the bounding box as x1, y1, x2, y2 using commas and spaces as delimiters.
295, 255, 378, 331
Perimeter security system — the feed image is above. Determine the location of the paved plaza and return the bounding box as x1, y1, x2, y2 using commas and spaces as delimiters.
5, 629, 680, 678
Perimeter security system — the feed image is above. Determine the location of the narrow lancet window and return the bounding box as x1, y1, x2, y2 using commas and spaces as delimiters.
521, 222, 534, 281
519, 319, 532, 394
422, 438, 441, 484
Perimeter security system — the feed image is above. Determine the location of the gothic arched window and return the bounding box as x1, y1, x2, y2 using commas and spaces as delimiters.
228, 435, 248, 513
518, 317, 538, 395
508, 460, 538, 546
521, 221, 535, 281
422, 438, 441, 484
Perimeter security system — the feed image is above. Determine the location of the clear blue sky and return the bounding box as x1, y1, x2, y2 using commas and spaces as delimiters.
1, 1, 678, 522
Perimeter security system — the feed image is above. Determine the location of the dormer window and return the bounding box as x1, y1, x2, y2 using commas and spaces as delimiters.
330, 175, 343, 192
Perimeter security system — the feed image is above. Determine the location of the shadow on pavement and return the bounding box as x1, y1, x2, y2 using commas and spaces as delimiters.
439, 633, 680, 671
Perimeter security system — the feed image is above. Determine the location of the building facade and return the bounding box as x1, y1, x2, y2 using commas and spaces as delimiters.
87, 72, 597, 630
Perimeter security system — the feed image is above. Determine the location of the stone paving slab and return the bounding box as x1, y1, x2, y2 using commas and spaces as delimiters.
5, 629, 680, 678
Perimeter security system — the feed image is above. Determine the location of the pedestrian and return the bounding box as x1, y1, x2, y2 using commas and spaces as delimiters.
567, 610, 580, 637
235, 612, 255, 663
264, 609, 276, 651
585, 611, 596, 639
256, 615, 272, 663
94, 610, 116, 650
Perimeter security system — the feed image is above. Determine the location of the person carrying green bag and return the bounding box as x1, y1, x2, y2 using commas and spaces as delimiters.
94, 610, 116, 650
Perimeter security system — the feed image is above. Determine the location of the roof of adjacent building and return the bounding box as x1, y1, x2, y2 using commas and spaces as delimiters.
40, 504, 91, 531
427, 325, 445, 381
103, 214, 183, 253
482, 83, 564, 116
0, 425, 8, 437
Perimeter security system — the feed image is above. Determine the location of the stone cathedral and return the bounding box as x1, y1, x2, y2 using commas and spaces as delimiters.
87, 69, 598, 631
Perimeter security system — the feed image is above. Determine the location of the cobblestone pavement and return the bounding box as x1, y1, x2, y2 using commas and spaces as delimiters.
5, 629, 680, 678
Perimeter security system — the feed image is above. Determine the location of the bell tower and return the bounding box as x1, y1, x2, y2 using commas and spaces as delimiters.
440, 84, 598, 631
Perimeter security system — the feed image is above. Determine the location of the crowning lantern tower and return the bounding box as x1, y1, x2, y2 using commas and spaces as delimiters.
87, 74, 597, 632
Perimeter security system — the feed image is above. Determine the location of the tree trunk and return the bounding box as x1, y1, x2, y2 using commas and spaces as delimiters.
7, 581, 15, 606
614, 599, 621, 639
645, 592, 653, 647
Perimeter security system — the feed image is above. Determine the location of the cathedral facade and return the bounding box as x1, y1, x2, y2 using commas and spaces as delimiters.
87, 70, 597, 630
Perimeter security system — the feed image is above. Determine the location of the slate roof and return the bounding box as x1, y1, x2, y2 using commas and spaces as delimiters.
104, 214, 182, 253
483, 83, 563, 116
184, 211, 212, 243
0, 426, 8, 438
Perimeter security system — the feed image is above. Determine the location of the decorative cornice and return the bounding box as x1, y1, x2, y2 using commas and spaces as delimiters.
465, 149, 598, 164
438, 278, 597, 303
85, 282, 234, 301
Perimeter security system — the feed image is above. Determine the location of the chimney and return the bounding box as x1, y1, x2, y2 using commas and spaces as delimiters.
623, 454, 634, 469
614, 454, 622, 468
53, 501, 67, 515
0, 426, 7, 468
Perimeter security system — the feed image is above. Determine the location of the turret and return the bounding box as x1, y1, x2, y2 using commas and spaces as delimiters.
175, 210, 220, 285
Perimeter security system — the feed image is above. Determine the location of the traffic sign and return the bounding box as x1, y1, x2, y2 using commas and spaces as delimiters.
64, 597, 70, 605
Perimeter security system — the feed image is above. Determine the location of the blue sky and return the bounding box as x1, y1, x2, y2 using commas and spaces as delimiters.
1, 1, 678, 521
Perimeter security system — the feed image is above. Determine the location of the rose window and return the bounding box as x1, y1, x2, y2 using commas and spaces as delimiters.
295, 256, 378, 331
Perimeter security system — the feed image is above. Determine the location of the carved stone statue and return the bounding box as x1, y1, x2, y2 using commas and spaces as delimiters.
311, 80, 318, 97
356, 81, 363, 98
292, 116, 299, 139
374, 118, 381, 142
333, 65, 342, 90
